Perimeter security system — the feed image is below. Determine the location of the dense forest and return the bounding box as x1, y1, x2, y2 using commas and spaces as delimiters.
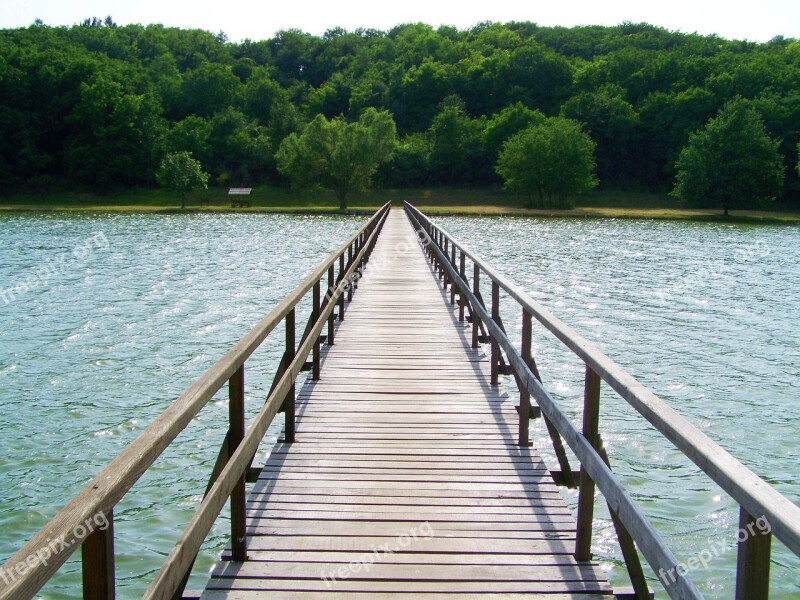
1, 18, 799, 206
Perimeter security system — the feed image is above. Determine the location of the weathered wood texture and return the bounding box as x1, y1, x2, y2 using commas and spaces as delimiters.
201, 209, 611, 598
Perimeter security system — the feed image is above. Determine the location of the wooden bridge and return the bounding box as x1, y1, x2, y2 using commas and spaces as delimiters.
2, 203, 799, 600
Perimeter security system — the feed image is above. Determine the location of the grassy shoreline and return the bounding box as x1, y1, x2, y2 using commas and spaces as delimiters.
2, 187, 799, 224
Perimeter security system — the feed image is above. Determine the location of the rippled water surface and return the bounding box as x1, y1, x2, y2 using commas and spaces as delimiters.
0, 212, 363, 597
435, 215, 800, 598
0, 212, 798, 598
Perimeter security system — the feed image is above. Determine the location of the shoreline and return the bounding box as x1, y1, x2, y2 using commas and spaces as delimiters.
1, 203, 799, 224
1, 187, 799, 224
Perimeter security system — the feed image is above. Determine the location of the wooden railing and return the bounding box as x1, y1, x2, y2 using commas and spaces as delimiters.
0, 202, 391, 600
404, 201, 800, 600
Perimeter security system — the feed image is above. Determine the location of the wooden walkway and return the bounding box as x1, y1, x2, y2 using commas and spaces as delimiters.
201, 209, 612, 598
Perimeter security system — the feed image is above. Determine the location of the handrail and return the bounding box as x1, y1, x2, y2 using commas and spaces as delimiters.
0, 202, 391, 600
404, 201, 800, 599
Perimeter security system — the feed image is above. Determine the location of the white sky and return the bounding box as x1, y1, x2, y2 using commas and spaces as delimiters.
1, 0, 798, 43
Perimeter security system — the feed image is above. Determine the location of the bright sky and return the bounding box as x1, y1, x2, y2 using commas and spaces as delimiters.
1, 0, 798, 43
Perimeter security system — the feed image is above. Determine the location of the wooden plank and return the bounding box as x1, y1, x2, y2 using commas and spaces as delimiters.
202, 593, 612, 600
205, 579, 613, 593
201, 208, 610, 599
211, 561, 608, 582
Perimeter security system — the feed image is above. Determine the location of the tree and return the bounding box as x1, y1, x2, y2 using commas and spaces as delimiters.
65, 75, 165, 188
427, 98, 488, 185
672, 99, 784, 215
496, 117, 598, 209
797, 140, 800, 176
483, 103, 545, 169
560, 86, 640, 186
276, 108, 397, 209
156, 151, 209, 208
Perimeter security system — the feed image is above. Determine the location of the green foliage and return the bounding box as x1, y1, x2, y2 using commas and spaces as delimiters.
276, 108, 397, 209
156, 151, 209, 208
496, 118, 598, 208
483, 103, 545, 168
1, 20, 799, 206
672, 99, 784, 214
427, 99, 488, 184
560, 86, 640, 185
377, 133, 430, 187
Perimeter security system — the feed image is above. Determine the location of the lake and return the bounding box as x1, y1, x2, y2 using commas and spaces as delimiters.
0, 211, 798, 597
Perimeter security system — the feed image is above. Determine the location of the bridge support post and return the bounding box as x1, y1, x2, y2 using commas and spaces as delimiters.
735, 507, 772, 600
347, 244, 354, 301
82, 509, 115, 600
229, 365, 247, 562
471, 264, 480, 348
449, 244, 457, 305
458, 252, 466, 321
284, 309, 296, 443
575, 365, 601, 561
490, 281, 500, 386
338, 255, 346, 322
519, 309, 532, 446
313, 282, 321, 380
327, 266, 335, 345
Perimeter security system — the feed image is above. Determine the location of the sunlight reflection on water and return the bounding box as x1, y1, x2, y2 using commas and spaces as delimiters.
437, 215, 800, 598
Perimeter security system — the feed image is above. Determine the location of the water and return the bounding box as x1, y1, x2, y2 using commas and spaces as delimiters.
0, 212, 363, 597
0, 213, 798, 598
434, 215, 800, 598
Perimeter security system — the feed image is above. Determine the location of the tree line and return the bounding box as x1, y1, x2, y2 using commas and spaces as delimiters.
1, 19, 799, 208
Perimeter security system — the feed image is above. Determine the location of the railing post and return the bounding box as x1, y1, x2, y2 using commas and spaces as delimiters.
735, 507, 772, 599
327, 265, 335, 345
458, 251, 466, 322
443, 238, 449, 285
439, 235, 445, 280
449, 244, 457, 305
472, 263, 480, 348
575, 365, 601, 561
347, 244, 354, 301
229, 365, 247, 561
338, 254, 346, 322
490, 281, 500, 386
82, 510, 115, 600
519, 308, 532, 446
313, 281, 321, 380
284, 309, 296, 443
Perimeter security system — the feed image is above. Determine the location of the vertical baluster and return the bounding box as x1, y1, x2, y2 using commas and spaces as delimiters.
229, 365, 247, 561
490, 281, 500, 386
439, 234, 445, 280
284, 309, 296, 443
338, 254, 346, 322
575, 365, 601, 561
735, 507, 772, 599
313, 281, 321, 380
472, 264, 480, 349
458, 251, 466, 322
519, 309, 532, 446
443, 238, 450, 286
82, 510, 115, 600
327, 265, 335, 345
449, 243, 457, 305
347, 244, 354, 301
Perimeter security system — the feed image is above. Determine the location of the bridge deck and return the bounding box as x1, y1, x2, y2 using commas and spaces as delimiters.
200, 209, 612, 598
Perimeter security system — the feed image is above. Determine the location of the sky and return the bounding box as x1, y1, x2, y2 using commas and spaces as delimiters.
1, 0, 798, 43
